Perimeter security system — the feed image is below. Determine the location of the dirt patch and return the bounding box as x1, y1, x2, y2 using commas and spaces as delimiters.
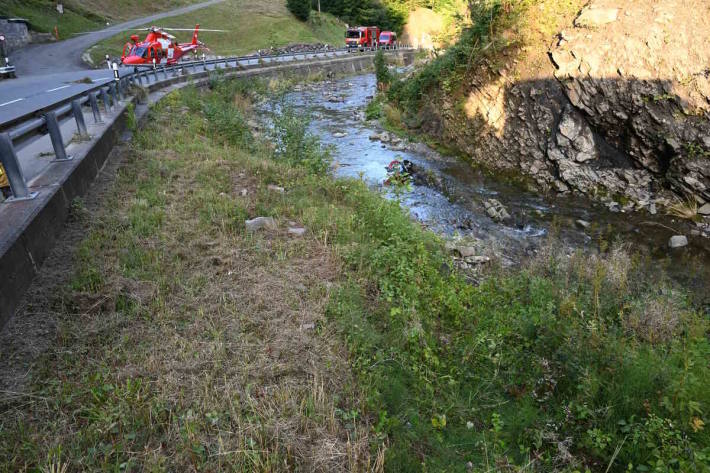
0, 140, 132, 394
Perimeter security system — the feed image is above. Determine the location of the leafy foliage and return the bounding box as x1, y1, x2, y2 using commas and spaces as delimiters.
374, 50, 392, 90
389, 0, 528, 112
317, 0, 406, 32
287, 0, 312, 21
325, 194, 710, 471
270, 105, 332, 174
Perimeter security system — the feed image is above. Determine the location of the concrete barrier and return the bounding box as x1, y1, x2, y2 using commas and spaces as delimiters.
0, 49, 415, 329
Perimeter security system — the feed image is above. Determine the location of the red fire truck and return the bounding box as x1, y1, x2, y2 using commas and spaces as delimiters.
378, 31, 397, 49
346, 26, 380, 50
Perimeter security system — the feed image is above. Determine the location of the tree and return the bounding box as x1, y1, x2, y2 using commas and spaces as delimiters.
287, 0, 311, 21
374, 50, 391, 90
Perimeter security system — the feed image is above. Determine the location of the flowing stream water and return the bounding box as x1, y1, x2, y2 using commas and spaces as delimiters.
264, 73, 710, 302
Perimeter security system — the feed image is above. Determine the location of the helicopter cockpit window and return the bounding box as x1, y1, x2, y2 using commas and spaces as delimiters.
133, 46, 148, 58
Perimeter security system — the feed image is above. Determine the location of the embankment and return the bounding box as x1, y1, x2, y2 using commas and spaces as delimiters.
391, 0, 710, 217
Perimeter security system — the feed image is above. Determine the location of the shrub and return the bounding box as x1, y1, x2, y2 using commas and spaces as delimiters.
389, 0, 526, 113
202, 95, 252, 150
374, 50, 391, 91
383, 103, 401, 128
365, 96, 383, 120
271, 105, 331, 174
287, 0, 311, 21
325, 209, 710, 470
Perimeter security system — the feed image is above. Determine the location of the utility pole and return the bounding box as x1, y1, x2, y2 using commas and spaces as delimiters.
317, 0, 321, 13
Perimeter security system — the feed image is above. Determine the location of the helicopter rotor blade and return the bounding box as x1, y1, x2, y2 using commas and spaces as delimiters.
71, 27, 139, 35
160, 28, 229, 32
72, 26, 228, 35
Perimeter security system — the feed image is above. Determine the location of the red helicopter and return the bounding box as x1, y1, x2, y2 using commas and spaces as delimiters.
121, 24, 225, 69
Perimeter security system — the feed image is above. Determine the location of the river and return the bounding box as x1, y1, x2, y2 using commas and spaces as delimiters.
263, 73, 710, 303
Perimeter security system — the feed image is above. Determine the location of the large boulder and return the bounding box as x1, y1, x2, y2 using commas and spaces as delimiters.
574, 7, 618, 28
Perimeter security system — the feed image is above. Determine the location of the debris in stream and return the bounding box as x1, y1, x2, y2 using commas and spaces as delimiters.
384, 159, 413, 187
483, 198, 512, 222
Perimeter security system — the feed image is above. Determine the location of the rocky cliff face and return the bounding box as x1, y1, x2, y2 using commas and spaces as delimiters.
415, 0, 710, 214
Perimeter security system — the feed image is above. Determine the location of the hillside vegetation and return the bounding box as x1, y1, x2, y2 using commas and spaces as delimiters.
1, 68, 709, 471
314, 0, 467, 38
86, 0, 346, 65
0, 0, 199, 38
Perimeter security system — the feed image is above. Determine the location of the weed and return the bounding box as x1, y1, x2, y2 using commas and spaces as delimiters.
270, 104, 332, 175
666, 195, 698, 220
365, 95, 384, 120
685, 141, 710, 159
124, 102, 136, 131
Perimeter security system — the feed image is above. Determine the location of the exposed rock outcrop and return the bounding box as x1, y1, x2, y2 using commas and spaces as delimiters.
411, 0, 710, 212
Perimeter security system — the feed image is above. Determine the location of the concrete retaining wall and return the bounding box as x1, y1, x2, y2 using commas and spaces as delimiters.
0, 19, 31, 53
0, 49, 415, 329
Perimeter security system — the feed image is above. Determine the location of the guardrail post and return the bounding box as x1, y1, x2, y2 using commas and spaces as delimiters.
152, 68, 158, 82
108, 83, 118, 106
71, 100, 88, 137
45, 111, 71, 161
0, 133, 36, 201
89, 92, 102, 123
109, 83, 119, 106
162, 65, 168, 80
118, 78, 126, 99
100, 87, 112, 112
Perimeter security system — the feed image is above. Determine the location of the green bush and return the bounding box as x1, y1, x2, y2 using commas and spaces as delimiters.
365, 96, 384, 120
202, 102, 252, 150
271, 105, 332, 175
318, 0, 407, 33
287, 0, 311, 21
389, 0, 526, 113
321, 186, 710, 471
374, 50, 391, 90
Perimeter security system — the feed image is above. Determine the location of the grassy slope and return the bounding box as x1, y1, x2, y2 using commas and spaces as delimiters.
0, 80, 376, 471
1, 69, 709, 472
0, 0, 198, 38
86, 0, 346, 65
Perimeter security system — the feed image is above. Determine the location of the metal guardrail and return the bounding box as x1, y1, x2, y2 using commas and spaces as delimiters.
0, 65, 16, 78
0, 45, 412, 203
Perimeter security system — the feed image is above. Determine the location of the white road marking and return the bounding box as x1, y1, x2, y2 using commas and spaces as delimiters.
46, 85, 71, 92
0, 98, 24, 107
91, 77, 110, 82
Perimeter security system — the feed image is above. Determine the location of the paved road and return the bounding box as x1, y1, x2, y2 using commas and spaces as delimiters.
9, 0, 225, 76
0, 0, 224, 126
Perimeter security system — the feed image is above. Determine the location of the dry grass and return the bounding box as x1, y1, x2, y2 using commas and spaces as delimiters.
0, 87, 378, 471
666, 195, 699, 220
624, 293, 684, 344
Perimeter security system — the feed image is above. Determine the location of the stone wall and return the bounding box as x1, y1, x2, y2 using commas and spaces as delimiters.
0, 19, 31, 54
